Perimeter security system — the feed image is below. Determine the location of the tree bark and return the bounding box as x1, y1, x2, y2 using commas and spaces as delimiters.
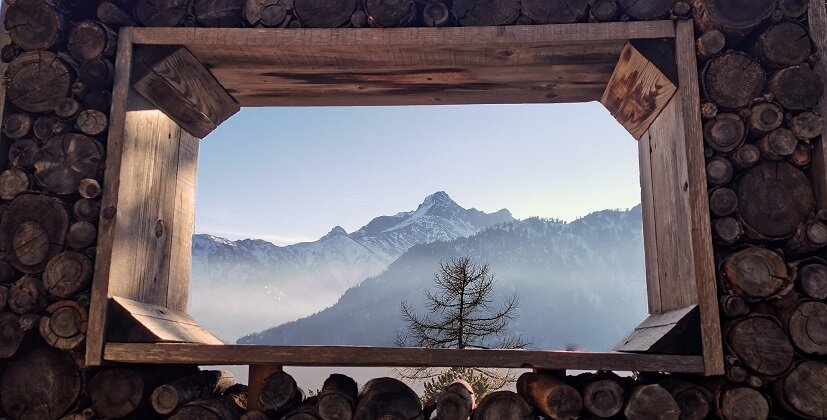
520, 0, 588, 24
194, 0, 246, 27
727, 316, 794, 377
4, 0, 65, 51
617, 0, 675, 20
767, 65, 824, 111
39, 299, 87, 350
753, 23, 811, 69
790, 112, 823, 141
73, 198, 100, 222
704, 113, 746, 153
737, 162, 814, 239
0, 168, 31, 201
721, 247, 791, 301
716, 386, 770, 420
0, 346, 82, 419
451, 0, 520, 26
151, 370, 235, 415
472, 391, 533, 420
353, 378, 423, 420
293, 0, 358, 27
43, 251, 93, 299
0, 194, 69, 273
517, 372, 582, 419
7, 51, 74, 114
171, 384, 249, 420
244, 0, 290, 27
436, 380, 475, 420
623, 384, 680, 420
696, 30, 725, 61
706, 156, 733, 186
710, 188, 738, 217
748, 102, 784, 136
34, 133, 102, 195
731, 144, 761, 170
135, 0, 191, 27
692, 0, 776, 43
68, 20, 117, 61
702, 51, 766, 110
2, 114, 33, 139
317, 373, 357, 420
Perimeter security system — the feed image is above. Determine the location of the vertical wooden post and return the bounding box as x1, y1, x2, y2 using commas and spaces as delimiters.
248, 364, 284, 412
808, 0, 827, 209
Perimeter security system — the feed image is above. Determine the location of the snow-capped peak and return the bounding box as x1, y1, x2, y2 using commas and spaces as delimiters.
322, 226, 349, 239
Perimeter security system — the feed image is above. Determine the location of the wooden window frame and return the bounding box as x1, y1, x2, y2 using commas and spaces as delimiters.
85, 20, 724, 377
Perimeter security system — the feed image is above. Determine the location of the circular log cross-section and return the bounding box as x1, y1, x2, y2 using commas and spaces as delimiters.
472, 391, 533, 420
34, 116, 67, 140
194, 0, 246, 28
423, 3, 450, 27
721, 247, 790, 300
754, 23, 812, 69
704, 113, 746, 153
78, 178, 102, 199
68, 20, 117, 61
7, 51, 73, 113
710, 188, 738, 217
696, 30, 725, 62
737, 162, 814, 239
717, 387, 770, 420
703, 51, 766, 110
34, 133, 102, 196
293, 0, 358, 27
68, 221, 97, 250
0, 168, 31, 201
623, 384, 680, 420
452, 0, 520, 26
799, 263, 827, 300
169, 384, 248, 420
731, 144, 761, 170
90, 368, 146, 419
9, 276, 46, 315
3, 114, 32, 139
73, 198, 100, 222
43, 251, 93, 299
0, 346, 82, 420
0, 312, 24, 358
693, 0, 776, 41
777, 361, 827, 419
591, 0, 620, 21
788, 301, 827, 355
520, 0, 589, 24
54, 97, 81, 119
365, 0, 415, 27
706, 156, 733, 186
151, 370, 236, 415
0, 194, 69, 274
354, 378, 423, 420
135, 0, 191, 27
259, 371, 302, 414
244, 0, 289, 27
759, 128, 798, 161
714, 217, 743, 246
748, 102, 784, 136
728, 316, 794, 377
768, 65, 825, 111
318, 373, 358, 420
617, 0, 675, 20
3, 0, 63, 51
436, 381, 475, 420
790, 112, 824, 141
582, 379, 624, 418
79, 58, 115, 89
517, 372, 582, 419
40, 300, 88, 350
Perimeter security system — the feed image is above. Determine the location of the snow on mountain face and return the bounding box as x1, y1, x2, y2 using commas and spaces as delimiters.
189, 192, 514, 342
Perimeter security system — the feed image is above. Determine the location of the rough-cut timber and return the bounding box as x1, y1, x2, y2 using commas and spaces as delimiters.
317, 373, 358, 420
0, 346, 82, 419
293, 0, 358, 27
3, 0, 64, 51
520, 0, 588, 24
34, 133, 102, 195
702, 51, 765, 110
472, 391, 533, 420
737, 162, 814, 239
451, 0, 520, 26
0, 194, 69, 274
7, 51, 73, 113
152, 370, 235, 415
353, 378, 423, 420
517, 372, 582, 419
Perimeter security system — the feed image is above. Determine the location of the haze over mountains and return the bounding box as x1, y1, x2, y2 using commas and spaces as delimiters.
191, 192, 647, 350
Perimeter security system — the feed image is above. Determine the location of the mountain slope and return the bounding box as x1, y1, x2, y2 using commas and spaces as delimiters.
189, 192, 514, 341
238, 207, 647, 351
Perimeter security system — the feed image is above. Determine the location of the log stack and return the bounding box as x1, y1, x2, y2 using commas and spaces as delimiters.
0, 0, 826, 419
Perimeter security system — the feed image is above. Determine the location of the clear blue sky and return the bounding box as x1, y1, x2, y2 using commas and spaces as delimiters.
194, 103, 641, 245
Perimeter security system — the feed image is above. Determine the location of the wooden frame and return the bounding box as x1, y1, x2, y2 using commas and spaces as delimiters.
86, 20, 724, 376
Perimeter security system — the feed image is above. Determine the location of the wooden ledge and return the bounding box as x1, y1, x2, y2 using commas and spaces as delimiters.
103, 343, 705, 373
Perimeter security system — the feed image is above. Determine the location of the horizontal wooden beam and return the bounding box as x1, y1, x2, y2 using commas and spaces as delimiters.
130, 21, 676, 47
103, 343, 705, 373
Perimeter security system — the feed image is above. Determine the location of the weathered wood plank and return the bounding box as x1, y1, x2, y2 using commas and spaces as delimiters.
132, 46, 239, 138
614, 305, 700, 354
166, 133, 199, 312
675, 19, 724, 376
107, 297, 222, 344
809, 0, 827, 209
103, 343, 705, 373
639, 131, 662, 314
87, 27, 135, 367
0, 2, 10, 172
601, 43, 678, 139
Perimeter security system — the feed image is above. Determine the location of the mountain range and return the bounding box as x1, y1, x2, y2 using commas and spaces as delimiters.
189, 192, 514, 341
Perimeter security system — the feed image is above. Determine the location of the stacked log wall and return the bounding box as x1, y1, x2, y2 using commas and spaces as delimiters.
0, 0, 826, 418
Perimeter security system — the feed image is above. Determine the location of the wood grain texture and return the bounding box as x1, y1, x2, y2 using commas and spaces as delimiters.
108, 297, 222, 344
602, 43, 677, 139
128, 22, 674, 106
248, 365, 284, 412
87, 27, 135, 367
614, 305, 700, 354
132, 46, 239, 138
809, 0, 827, 209
167, 134, 199, 312
103, 344, 705, 373
675, 20, 723, 376
639, 131, 662, 314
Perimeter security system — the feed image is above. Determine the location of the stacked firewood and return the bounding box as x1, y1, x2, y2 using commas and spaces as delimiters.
1, 0, 826, 419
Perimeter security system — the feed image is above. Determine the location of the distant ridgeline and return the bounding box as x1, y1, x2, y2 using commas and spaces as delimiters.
1, 0, 827, 419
